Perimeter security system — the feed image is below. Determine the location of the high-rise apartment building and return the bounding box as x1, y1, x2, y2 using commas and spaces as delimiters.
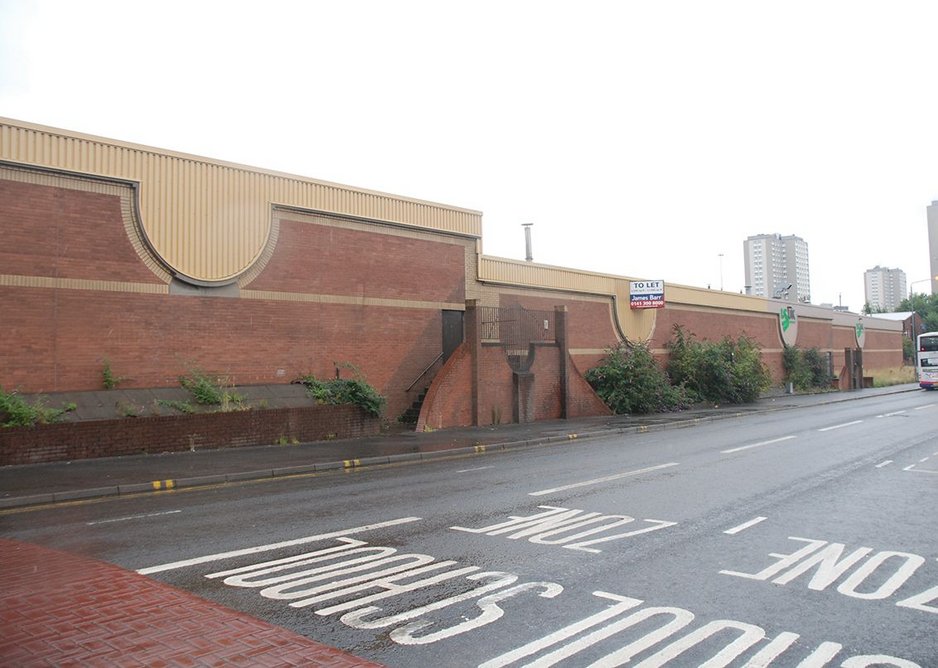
928, 200, 938, 295
743, 234, 811, 302
864, 266, 907, 312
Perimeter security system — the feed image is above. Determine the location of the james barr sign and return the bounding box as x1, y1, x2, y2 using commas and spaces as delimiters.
629, 281, 665, 309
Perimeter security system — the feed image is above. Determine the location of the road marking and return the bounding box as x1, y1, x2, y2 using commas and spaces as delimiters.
721, 435, 796, 454
818, 420, 863, 432
86, 510, 181, 526
875, 460, 894, 468
136, 517, 422, 574
528, 463, 679, 497
457, 466, 493, 473
913, 405, 934, 411
724, 517, 767, 535
904, 466, 938, 474
920, 457, 931, 463
876, 410, 907, 418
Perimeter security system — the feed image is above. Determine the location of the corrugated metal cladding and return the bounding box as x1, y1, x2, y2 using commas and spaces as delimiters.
0, 119, 483, 284
480, 256, 620, 295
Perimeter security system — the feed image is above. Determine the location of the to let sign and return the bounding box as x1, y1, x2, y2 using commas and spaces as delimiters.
630, 280, 665, 309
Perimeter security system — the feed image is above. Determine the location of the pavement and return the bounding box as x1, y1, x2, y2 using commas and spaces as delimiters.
0, 383, 922, 667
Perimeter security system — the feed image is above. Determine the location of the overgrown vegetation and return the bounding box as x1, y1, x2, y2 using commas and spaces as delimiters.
102, 359, 123, 390
157, 399, 196, 414
295, 368, 385, 417
584, 340, 691, 415
870, 366, 917, 387
898, 292, 938, 357
587, 327, 771, 415
178, 370, 245, 410
665, 326, 771, 404
782, 346, 832, 391
0, 388, 72, 428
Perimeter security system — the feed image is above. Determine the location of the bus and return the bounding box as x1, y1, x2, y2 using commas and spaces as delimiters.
917, 331, 938, 389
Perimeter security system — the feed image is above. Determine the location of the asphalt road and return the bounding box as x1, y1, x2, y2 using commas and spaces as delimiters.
3, 390, 937, 667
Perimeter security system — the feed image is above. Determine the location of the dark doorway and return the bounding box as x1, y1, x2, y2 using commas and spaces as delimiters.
442, 310, 464, 362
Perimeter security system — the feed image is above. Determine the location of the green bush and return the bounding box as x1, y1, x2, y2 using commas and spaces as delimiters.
585, 341, 691, 414
102, 359, 123, 390
783, 346, 831, 391
295, 374, 386, 417
0, 388, 66, 427
179, 370, 244, 409
666, 326, 770, 404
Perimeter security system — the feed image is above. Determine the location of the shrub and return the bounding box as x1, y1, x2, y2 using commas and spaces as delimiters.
585, 341, 691, 414
0, 388, 66, 427
783, 346, 831, 391
179, 370, 244, 409
295, 373, 386, 417
666, 326, 770, 404
102, 359, 123, 390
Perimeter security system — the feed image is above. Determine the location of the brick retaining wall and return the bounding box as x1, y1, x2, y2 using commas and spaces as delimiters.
0, 404, 379, 465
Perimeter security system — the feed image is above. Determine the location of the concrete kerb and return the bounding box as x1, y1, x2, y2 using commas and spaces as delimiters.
52, 486, 119, 502
1, 386, 919, 510
0, 493, 54, 509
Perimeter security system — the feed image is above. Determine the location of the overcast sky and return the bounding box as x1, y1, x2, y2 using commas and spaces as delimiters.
2, 0, 936, 311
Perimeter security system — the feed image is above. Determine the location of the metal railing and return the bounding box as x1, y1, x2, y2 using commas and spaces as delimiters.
405, 352, 445, 393
480, 306, 555, 371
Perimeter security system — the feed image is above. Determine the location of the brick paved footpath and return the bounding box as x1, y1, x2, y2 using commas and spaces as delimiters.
0, 539, 383, 667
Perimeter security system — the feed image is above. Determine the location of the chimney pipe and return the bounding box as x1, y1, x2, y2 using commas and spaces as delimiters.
522, 223, 533, 262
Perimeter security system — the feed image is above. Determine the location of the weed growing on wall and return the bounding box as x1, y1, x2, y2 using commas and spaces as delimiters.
179, 370, 245, 409
0, 388, 69, 427
101, 359, 123, 390
157, 399, 196, 414
585, 341, 691, 415
295, 372, 386, 417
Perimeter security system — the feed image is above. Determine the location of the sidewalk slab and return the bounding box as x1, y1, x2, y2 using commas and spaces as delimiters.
0, 538, 382, 667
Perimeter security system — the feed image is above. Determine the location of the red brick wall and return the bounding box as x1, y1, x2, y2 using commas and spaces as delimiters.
567, 352, 614, 418
652, 308, 780, 348
416, 343, 473, 430
2, 170, 905, 432
652, 307, 785, 381
861, 329, 903, 371
0, 404, 379, 465
498, 293, 618, 350
0, 181, 164, 284
796, 318, 833, 350
0, 286, 447, 418
0, 178, 471, 420
478, 346, 516, 426
248, 217, 466, 303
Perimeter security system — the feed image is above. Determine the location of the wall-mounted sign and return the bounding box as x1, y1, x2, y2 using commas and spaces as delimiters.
779, 305, 798, 347
630, 280, 665, 309
855, 320, 866, 348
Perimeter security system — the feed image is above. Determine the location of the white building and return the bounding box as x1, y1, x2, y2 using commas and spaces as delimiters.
864, 266, 907, 312
743, 233, 811, 303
